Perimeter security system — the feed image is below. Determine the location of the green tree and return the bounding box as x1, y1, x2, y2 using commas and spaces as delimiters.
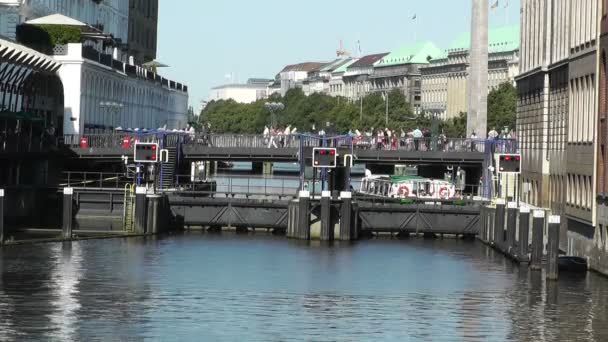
441, 112, 467, 138
487, 82, 517, 132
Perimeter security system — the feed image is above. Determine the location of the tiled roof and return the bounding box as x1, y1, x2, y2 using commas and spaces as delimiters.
348, 53, 389, 68
333, 58, 358, 74
280, 62, 327, 73
375, 42, 443, 67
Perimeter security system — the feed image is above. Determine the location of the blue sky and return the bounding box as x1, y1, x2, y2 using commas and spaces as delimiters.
157, 0, 520, 110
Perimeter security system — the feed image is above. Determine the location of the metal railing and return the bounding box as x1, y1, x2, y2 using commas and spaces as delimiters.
61, 133, 518, 155
175, 175, 302, 198
61, 171, 132, 189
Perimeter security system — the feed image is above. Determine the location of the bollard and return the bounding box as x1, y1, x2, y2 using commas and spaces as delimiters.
297, 191, 310, 240
530, 210, 545, 270
146, 194, 161, 235
62, 188, 74, 239
517, 207, 530, 262
134, 187, 148, 234
506, 202, 518, 256
339, 192, 352, 241
493, 199, 506, 250
547, 215, 561, 281
320, 191, 333, 241
0, 189, 4, 245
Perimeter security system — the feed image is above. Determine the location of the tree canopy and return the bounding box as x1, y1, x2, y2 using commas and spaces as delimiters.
200, 82, 517, 136
487, 82, 517, 132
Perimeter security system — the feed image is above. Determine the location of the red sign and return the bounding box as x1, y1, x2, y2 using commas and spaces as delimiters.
79, 137, 88, 149
122, 137, 131, 149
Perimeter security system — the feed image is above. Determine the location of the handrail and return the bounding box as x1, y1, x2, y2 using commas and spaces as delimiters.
61, 133, 519, 154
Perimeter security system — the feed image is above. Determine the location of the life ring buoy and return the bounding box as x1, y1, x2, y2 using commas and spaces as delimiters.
439, 187, 449, 199
398, 186, 410, 198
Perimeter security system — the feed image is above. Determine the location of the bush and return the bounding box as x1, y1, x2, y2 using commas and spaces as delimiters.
16, 24, 81, 54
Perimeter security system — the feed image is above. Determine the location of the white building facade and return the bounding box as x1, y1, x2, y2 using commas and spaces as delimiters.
208, 83, 269, 104
0, 0, 129, 44
55, 43, 187, 134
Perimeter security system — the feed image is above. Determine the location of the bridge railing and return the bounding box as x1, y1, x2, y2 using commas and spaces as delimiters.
181, 134, 514, 153
62, 133, 518, 155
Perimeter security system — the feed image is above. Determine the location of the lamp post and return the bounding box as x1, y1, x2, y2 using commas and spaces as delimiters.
265, 102, 284, 128
100, 101, 124, 130
381, 91, 389, 126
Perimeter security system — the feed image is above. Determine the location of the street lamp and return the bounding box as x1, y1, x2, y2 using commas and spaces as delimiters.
381, 91, 389, 126
265, 102, 284, 128
100, 101, 124, 130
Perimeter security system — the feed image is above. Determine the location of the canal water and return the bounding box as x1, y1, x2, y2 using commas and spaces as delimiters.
1, 234, 608, 341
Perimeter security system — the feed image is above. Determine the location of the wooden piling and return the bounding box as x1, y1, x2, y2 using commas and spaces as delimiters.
339, 192, 352, 241
530, 210, 545, 270
506, 202, 518, 255
320, 191, 333, 241
547, 215, 561, 281
517, 207, 530, 263
493, 199, 506, 250
0, 189, 4, 245
297, 191, 310, 240
62, 188, 74, 239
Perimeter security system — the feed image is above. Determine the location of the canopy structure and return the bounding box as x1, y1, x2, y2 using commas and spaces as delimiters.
25, 14, 88, 27
0, 38, 61, 73
25, 13, 116, 43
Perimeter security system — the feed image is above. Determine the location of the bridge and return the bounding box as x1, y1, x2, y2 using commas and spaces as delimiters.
62, 133, 516, 164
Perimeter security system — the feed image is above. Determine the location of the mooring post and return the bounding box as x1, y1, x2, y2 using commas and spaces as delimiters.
297, 191, 310, 240
134, 187, 148, 234
146, 194, 161, 235
517, 207, 530, 263
320, 191, 333, 241
62, 187, 74, 239
547, 215, 561, 281
506, 202, 518, 256
0, 189, 4, 245
493, 199, 506, 250
530, 209, 545, 270
339, 192, 352, 241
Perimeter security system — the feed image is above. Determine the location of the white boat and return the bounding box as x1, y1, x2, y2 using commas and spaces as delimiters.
359, 171, 461, 200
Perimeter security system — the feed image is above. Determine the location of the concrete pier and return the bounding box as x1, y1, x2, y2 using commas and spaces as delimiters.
493, 199, 505, 249
506, 202, 517, 254
62, 188, 74, 239
517, 207, 530, 262
0, 189, 4, 245
134, 187, 148, 234
146, 194, 162, 235
297, 191, 311, 240
547, 215, 561, 280
339, 192, 352, 241
320, 191, 333, 241
530, 210, 545, 270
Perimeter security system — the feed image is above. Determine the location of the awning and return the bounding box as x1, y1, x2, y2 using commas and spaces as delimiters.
0, 38, 61, 73
0, 111, 45, 122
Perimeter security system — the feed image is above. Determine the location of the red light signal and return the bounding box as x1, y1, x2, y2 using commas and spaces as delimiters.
313, 148, 337, 168
505, 156, 511, 161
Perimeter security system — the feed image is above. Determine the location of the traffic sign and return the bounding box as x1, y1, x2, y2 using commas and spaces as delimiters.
497, 154, 521, 174
134, 142, 159, 163
313, 148, 337, 168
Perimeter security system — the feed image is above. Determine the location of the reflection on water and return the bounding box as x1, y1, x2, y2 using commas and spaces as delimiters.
1, 235, 608, 341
